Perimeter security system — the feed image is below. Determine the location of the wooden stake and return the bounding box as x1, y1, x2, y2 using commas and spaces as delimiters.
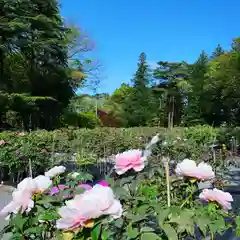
164, 161, 171, 207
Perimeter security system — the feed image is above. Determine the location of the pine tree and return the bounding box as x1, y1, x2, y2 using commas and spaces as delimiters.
211, 44, 225, 59
125, 52, 153, 126
183, 51, 209, 125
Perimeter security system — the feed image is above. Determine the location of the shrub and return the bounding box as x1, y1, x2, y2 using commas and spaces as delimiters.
1, 137, 239, 240
62, 111, 102, 128
78, 112, 102, 128
0, 125, 235, 182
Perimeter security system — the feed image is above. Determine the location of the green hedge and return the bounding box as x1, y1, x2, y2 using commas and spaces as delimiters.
0, 125, 237, 182
61, 111, 102, 128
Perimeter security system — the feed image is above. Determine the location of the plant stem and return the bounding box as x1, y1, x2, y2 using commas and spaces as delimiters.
164, 162, 170, 207
180, 192, 193, 209
29, 158, 33, 178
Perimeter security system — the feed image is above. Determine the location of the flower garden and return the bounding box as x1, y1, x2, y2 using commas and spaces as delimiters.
0, 127, 240, 240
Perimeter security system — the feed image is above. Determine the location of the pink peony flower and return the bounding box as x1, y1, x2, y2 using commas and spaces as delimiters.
175, 159, 215, 181
56, 185, 122, 230
0, 140, 6, 146
115, 149, 145, 175
199, 188, 233, 210
0, 176, 52, 217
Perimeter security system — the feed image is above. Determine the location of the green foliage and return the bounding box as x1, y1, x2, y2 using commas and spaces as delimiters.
0, 125, 234, 182
78, 112, 102, 128
62, 111, 101, 128
119, 53, 156, 127
1, 131, 239, 240
0, 0, 96, 131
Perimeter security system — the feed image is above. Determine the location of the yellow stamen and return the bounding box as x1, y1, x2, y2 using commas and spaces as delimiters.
62, 232, 74, 240
83, 219, 94, 228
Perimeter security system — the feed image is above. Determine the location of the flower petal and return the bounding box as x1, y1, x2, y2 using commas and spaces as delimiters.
104, 199, 122, 219
34, 175, 52, 192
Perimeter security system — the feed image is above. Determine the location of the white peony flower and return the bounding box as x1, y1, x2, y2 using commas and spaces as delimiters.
175, 159, 215, 181
45, 166, 66, 178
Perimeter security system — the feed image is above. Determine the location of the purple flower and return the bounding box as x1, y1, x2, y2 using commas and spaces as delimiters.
50, 185, 66, 196
50, 187, 59, 196
98, 180, 109, 187
58, 184, 65, 190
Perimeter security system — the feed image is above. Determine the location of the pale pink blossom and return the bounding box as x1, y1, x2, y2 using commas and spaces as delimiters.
18, 132, 25, 136
175, 159, 214, 180
197, 162, 215, 180
115, 149, 145, 175
0, 176, 52, 217
78, 180, 108, 191
56, 185, 122, 230
199, 188, 233, 210
0, 190, 34, 218
78, 184, 92, 190
0, 140, 6, 146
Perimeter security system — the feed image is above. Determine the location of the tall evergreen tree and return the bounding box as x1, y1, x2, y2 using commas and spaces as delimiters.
183, 51, 209, 125
211, 44, 225, 59
125, 52, 153, 126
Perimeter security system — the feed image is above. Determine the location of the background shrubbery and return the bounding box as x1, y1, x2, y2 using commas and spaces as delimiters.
0, 125, 238, 183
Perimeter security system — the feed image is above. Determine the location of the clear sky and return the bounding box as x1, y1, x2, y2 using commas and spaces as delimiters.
60, 0, 239, 94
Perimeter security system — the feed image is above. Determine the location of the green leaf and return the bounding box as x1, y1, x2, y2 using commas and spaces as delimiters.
91, 224, 101, 240
131, 214, 147, 223
11, 214, 27, 231
141, 227, 154, 232
101, 229, 112, 240
136, 204, 150, 214
37, 196, 59, 204
105, 176, 115, 186
24, 227, 43, 234
236, 227, 240, 237
209, 218, 226, 234
236, 216, 240, 237
161, 224, 178, 240
157, 208, 170, 226
113, 218, 124, 228
119, 176, 134, 186
195, 216, 209, 236
38, 212, 59, 221
10, 232, 22, 239
127, 224, 139, 239
236, 216, 240, 228
141, 232, 161, 240
114, 187, 131, 199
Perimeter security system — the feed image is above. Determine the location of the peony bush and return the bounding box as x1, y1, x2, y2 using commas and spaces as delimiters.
1, 134, 240, 239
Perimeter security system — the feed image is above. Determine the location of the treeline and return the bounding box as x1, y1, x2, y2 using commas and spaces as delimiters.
0, 0, 92, 131
1, 0, 240, 130
82, 39, 240, 128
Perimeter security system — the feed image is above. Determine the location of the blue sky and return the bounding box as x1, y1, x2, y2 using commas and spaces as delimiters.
60, 0, 239, 94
